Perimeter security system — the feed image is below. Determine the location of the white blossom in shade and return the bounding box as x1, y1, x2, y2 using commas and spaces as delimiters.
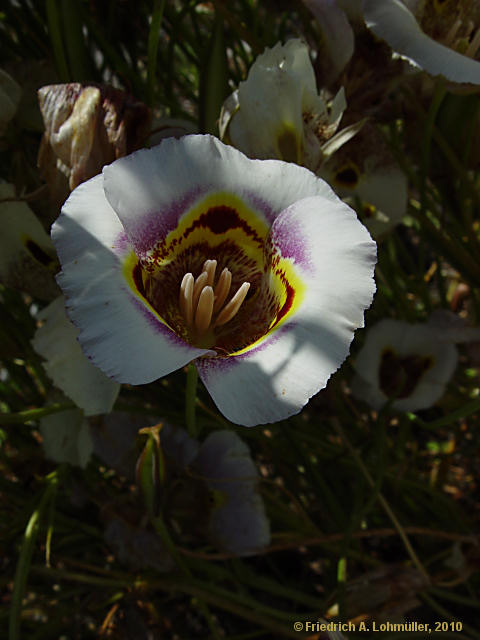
219, 39, 358, 174
0, 182, 59, 300
104, 518, 174, 571
52, 134, 376, 426
301, 0, 355, 84
0, 69, 21, 133
193, 430, 270, 556
40, 408, 93, 468
319, 123, 407, 239
352, 318, 461, 411
32, 297, 120, 416
363, 0, 480, 84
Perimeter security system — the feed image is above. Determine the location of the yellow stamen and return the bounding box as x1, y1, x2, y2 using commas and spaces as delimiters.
179, 273, 194, 327
179, 263, 250, 339
213, 267, 232, 313
215, 282, 251, 327
193, 271, 208, 309
202, 259, 217, 287
195, 286, 214, 333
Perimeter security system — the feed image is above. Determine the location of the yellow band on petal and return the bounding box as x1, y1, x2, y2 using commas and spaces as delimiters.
150, 191, 269, 269
122, 250, 174, 329
230, 254, 306, 356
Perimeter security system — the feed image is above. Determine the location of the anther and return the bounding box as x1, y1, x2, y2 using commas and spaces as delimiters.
444, 18, 462, 47
179, 273, 194, 327
213, 267, 232, 313
466, 28, 480, 58
195, 286, 214, 333
192, 271, 208, 309
215, 282, 251, 327
202, 259, 217, 287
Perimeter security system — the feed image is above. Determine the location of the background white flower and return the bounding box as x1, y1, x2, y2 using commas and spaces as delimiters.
363, 0, 480, 84
32, 296, 120, 416
352, 317, 460, 411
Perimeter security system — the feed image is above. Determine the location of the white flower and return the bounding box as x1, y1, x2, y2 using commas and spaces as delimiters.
52, 134, 376, 426
301, 0, 356, 83
219, 39, 356, 173
32, 296, 120, 416
351, 316, 478, 411
319, 123, 408, 238
0, 182, 59, 300
363, 0, 480, 84
192, 430, 270, 556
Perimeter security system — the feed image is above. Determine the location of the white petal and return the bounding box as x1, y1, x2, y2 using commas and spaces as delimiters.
321, 152, 408, 237
228, 40, 317, 162
159, 423, 200, 468
363, 0, 480, 84
302, 0, 355, 81
320, 119, 366, 158
32, 296, 120, 416
197, 196, 376, 426
0, 182, 58, 299
354, 163, 408, 235
40, 408, 93, 468
195, 431, 259, 493
102, 134, 343, 259
353, 319, 458, 411
52, 174, 210, 384
194, 431, 270, 555
219, 91, 239, 141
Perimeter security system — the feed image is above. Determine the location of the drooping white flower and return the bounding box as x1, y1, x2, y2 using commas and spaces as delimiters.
363, 0, 480, 84
351, 314, 480, 411
301, 0, 356, 84
32, 296, 120, 416
320, 123, 408, 238
192, 430, 270, 556
52, 134, 376, 426
93, 416, 270, 556
219, 39, 358, 173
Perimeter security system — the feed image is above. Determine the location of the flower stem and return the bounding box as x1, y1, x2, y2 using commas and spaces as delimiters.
185, 363, 198, 438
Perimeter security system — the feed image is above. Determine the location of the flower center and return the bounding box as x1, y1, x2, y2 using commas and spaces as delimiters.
379, 349, 434, 400
178, 259, 250, 347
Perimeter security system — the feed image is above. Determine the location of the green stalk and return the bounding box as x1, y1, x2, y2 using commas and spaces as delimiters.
45, 0, 70, 81
185, 363, 199, 437
147, 0, 166, 106
0, 403, 75, 425
9, 469, 62, 640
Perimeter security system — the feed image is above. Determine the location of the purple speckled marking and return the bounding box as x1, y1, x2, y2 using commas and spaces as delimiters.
113, 230, 132, 255
241, 190, 277, 224
196, 324, 293, 382
129, 294, 214, 356
131, 297, 184, 345
270, 208, 314, 273
131, 185, 210, 257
